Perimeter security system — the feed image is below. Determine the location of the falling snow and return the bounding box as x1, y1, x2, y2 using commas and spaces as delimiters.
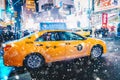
0, 32, 120, 80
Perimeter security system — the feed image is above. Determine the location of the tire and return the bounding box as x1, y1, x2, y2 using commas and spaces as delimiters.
24, 53, 45, 70
90, 45, 103, 59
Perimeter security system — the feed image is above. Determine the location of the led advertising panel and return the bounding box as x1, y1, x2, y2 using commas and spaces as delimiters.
94, 0, 120, 12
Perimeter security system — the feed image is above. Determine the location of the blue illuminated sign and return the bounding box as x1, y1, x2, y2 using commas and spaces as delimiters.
40, 22, 67, 30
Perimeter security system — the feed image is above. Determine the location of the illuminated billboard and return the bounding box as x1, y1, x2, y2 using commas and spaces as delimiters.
54, 0, 74, 8
26, 0, 35, 11
94, 0, 120, 12
0, 0, 5, 20
102, 13, 108, 28
40, 22, 67, 30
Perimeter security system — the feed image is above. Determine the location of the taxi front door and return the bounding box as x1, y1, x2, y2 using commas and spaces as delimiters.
34, 33, 66, 62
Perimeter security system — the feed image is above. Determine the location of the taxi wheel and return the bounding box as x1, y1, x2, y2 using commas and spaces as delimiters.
24, 53, 45, 70
90, 45, 103, 59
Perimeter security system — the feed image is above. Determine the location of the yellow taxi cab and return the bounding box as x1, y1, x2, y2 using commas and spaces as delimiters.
75, 29, 91, 37
3, 30, 107, 70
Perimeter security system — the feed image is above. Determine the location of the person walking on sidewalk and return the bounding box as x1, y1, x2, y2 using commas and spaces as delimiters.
92, 26, 96, 38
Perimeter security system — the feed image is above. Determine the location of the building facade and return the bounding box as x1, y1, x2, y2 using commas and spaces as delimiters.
91, 0, 120, 29
0, 0, 6, 27
0, 0, 5, 19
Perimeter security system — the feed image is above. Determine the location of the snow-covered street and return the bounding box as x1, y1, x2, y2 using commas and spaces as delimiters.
7, 38, 120, 80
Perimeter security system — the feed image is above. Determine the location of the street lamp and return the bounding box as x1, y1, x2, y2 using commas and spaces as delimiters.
87, 0, 92, 29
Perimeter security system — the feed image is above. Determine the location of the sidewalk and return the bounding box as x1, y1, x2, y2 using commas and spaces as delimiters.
0, 56, 13, 80
0, 56, 31, 80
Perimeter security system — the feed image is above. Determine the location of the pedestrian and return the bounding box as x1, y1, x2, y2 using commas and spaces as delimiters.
94, 29, 100, 38
104, 28, 109, 38
101, 28, 105, 38
46, 33, 51, 41
1, 28, 8, 42
92, 26, 96, 38
110, 25, 116, 38
8, 30, 14, 41
0, 33, 3, 56
0, 33, 3, 43
24, 30, 30, 36
1, 28, 14, 42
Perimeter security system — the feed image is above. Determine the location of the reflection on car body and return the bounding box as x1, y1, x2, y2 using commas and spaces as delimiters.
3, 30, 107, 70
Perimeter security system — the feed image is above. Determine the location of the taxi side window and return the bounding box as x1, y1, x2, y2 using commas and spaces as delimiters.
59, 32, 85, 41
36, 32, 85, 42
58, 32, 68, 40
35, 34, 46, 42
45, 32, 59, 41
48, 32, 60, 41
68, 32, 85, 40
36, 32, 57, 41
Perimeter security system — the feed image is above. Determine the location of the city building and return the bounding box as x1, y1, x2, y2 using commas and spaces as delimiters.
21, 0, 38, 31
38, 0, 53, 12
0, 0, 15, 29
0, 0, 6, 19
20, 0, 81, 31
91, 0, 120, 30
0, 0, 6, 27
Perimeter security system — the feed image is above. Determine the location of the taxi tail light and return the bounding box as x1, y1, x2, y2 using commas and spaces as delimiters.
4, 45, 12, 51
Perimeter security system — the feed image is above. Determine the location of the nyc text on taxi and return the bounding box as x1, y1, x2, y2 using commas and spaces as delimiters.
3, 30, 107, 70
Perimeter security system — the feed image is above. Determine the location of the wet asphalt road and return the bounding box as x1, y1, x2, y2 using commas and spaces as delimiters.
8, 38, 120, 80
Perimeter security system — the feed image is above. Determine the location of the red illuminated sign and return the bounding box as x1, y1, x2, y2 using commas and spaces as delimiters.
102, 13, 108, 28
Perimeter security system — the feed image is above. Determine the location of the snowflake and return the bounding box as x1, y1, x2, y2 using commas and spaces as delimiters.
15, 75, 19, 79
96, 77, 101, 80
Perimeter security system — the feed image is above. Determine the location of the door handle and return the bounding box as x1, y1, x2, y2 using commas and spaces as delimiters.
65, 43, 70, 45
53, 46, 57, 49
36, 44, 43, 46
46, 46, 50, 49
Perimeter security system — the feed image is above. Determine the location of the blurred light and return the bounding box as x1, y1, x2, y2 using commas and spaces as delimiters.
4, 76, 8, 80
7, 4, 14, 13
25, 18, 35, 30
0, 57, 13, 80
96, 77, 101, 80
15, 75, 19, 79
0, 9, 2, 18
